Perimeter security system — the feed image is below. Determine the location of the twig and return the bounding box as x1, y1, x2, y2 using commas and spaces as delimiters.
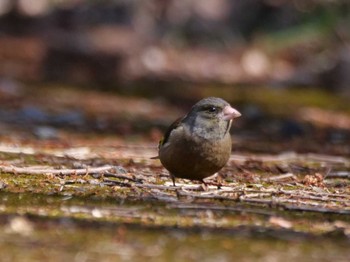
239, 197, 274, 205
230, 153, 350, 165
167, 203, 274, 216
133, 183, 178, 190
103, 172, 140, 182
282, 204, 350, 214
322, 167, 332, 179
287, 194, 350, 204
325, 172, 350, 179
263, 173, 296, 182
102, 179, 132, 187
176, 190, 241, 201
0, 165, 117, 175
280, 189, 350, 200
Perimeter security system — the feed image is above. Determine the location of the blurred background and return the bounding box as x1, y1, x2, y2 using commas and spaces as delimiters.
0, 0, 349, 155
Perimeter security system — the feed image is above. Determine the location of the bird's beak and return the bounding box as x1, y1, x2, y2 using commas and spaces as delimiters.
223, 105, 241, 121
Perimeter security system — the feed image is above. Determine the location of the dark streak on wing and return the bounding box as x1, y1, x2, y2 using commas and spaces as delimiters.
159, 116, 185, 148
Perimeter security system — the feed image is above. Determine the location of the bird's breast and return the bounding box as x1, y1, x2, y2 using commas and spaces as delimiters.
159, 131, 232, 180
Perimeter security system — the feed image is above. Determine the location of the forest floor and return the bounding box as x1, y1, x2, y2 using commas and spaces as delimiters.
0, 83, 349, 261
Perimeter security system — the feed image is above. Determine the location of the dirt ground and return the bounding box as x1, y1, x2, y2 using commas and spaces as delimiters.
0, 84, 349, 261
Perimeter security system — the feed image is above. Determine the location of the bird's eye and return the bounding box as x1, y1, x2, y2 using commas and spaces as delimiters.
207, 106, 217, 113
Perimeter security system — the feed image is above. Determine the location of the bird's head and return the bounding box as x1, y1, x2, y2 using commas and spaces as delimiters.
190, 97, 241, 121
185, 97, 241, 139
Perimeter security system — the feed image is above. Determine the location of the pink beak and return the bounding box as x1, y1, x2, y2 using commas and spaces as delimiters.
223, 105, 241, 121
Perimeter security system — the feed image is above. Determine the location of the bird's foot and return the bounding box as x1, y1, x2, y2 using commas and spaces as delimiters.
200, 180, 208, 191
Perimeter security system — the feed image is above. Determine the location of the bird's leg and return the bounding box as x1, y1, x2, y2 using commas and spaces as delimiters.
170, 173, 176, 186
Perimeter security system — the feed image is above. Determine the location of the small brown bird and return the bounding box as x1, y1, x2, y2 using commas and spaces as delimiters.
155, 97, 241, 186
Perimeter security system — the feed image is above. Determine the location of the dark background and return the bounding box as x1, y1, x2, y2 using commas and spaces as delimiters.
0, 0, 349, 154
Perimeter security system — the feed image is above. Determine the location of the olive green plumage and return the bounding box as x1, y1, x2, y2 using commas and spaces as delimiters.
157, 97, 241, 186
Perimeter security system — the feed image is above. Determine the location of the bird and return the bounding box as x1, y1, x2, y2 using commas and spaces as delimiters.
155, 97, 241, 186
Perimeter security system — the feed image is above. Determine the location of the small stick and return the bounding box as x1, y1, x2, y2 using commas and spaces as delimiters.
325, 172, 350, 179
0, 165, 116, 176
263, 173, 296, 182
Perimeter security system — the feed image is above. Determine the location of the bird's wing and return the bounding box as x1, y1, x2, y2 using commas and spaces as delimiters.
150, 116, 185, 160
158, 116, 185, 148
